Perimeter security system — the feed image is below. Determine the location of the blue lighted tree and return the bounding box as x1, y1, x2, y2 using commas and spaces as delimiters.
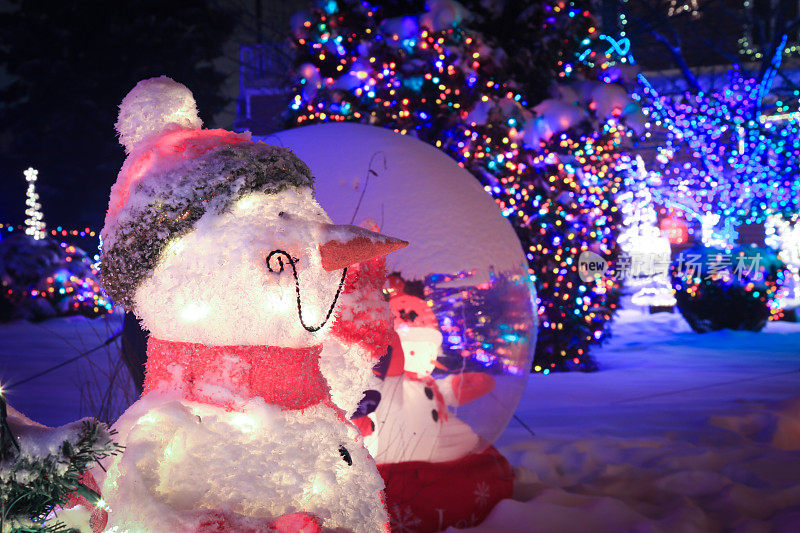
614, 0, 800, 247
636, 66, 800, 246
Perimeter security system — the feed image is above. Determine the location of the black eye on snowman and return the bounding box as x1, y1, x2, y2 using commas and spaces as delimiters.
338, 445, 352, 466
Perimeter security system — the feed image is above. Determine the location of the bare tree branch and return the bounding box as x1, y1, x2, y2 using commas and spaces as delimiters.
624, 0, 701, 90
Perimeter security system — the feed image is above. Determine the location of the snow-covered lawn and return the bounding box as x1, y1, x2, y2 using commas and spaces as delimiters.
458, 310, 800, 532
1, 309, 799, 531
0, 312, 133, 426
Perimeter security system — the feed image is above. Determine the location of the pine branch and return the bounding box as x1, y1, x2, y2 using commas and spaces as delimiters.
1, 420, 120, 533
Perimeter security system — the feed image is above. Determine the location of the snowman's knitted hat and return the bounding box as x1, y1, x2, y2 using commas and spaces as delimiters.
100, 76, 315, 309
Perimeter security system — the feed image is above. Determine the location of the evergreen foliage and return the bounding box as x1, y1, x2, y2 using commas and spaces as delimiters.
1, 411, 119, 533
670, 246, 787, 332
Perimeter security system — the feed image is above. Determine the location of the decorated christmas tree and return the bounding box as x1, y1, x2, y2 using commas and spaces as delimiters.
459, 0, 599, 102
616, 156, 675, 308
285, 0, 631, 371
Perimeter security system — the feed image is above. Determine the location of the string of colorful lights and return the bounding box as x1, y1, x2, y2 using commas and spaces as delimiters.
1, 223, 99, 239
633, 69, 800, 238
286, 0, 624, 371
0, 236, 113, 319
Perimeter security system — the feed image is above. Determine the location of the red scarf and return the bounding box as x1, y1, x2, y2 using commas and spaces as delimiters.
143, 338, 332, 412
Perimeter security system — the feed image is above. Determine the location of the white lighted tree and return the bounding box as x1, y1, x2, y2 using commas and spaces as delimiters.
766, 214, 800, 308
23, 167, 46, 240
617, 156, 676, 307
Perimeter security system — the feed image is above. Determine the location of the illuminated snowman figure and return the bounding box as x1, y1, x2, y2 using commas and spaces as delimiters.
364, 289, 494, 464
96, 77, 405, 532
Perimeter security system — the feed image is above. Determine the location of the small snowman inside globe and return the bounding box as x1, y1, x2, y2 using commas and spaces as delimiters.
95, 77, 406, 532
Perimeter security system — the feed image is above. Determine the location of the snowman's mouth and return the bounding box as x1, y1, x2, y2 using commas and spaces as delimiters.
266, 249, 347, 332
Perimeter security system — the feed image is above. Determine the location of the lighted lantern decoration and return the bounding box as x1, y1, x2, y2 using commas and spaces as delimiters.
660, 215, 690, 245
267, 123, 537, 532
94, 78, 407, 532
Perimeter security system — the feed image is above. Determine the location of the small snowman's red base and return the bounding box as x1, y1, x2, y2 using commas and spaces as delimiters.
378, 446, 513, 532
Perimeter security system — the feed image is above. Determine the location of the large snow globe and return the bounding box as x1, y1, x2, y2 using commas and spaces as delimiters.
265, 124, 536, 465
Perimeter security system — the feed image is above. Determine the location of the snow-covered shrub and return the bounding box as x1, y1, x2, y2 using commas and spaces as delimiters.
0, 234, 113, 322
670, 245, 787, 332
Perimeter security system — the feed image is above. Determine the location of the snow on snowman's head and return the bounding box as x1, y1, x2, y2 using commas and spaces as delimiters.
101, 77, 406, 347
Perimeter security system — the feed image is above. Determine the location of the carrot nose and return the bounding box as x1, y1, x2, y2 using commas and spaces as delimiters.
319, 224, 408, 271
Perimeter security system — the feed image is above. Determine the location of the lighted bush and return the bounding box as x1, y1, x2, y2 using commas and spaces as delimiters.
670, 245, 787, 332
0, 234, 113, 321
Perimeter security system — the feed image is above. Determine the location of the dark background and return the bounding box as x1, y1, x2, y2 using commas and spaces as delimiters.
0, 0, 303, 232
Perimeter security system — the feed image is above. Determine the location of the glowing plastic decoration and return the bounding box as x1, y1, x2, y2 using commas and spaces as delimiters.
660, 216, 689, 245
266, 123, 536, 532
701, 213, 739, 250
766, 214, 800, 311
267, 123, 536, 446
616, 156, 675, 307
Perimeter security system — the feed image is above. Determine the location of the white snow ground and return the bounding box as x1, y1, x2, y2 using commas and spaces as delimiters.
1, 309, 799, 532
453, 309, 800, 533
0, 312, 133, 427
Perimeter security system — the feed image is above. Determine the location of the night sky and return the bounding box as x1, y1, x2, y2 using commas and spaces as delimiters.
0, 0, 303, 233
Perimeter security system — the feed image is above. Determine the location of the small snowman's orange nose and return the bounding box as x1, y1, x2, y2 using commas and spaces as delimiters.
318, 224, 408, 271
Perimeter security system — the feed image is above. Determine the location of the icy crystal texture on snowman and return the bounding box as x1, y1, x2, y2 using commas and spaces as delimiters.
97, 77, 405, 532
115, 75, 203, 154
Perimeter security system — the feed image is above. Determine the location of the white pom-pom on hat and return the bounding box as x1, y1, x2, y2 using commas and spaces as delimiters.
116, 76, 202, 154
